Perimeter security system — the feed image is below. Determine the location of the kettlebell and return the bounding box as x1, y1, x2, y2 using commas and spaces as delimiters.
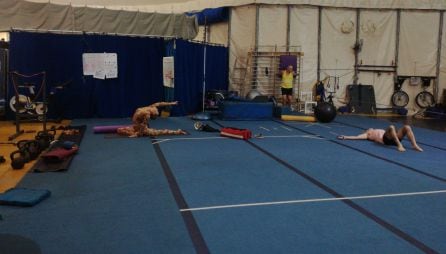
48, 127, 57, 138
35, 131, 54, 150
26, 140, 41, 160
17, 140, 30, 150
10, 150, 26, 170
16, 142, 31, 163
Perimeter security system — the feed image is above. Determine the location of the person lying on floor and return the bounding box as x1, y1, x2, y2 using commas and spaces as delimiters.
117, 101, 187, 137
337, 124, 423, 152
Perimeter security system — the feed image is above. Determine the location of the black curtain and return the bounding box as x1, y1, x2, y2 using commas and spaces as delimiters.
8, 31, 164, 119
171, 39, 228, 116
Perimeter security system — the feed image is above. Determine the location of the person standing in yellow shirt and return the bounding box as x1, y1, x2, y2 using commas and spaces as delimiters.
281, 65, 295, 108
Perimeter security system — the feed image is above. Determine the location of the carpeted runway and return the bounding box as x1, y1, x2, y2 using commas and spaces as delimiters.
0, 115, 445, 253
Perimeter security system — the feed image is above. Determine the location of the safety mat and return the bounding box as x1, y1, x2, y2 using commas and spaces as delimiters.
31, 125, 86, 173
0, 188, 50, 207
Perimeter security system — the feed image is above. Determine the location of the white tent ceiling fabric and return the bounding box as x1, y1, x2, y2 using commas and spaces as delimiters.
25, 0, 446, 13
289, 6, 319, 95
398, 11, 440, 110
193, 23, 229, 46
0, 0, 198, 38
358, 10, 397, 109
226, 4, 446, 109
258, 5, 287, 47
209, 22, 229, 46
193, 26, 206, 41
441, 18, 446, 103
320, 8, 356, 106
399, 11, 439, 77
228, 5, 256, 95
256, 5, 288, 96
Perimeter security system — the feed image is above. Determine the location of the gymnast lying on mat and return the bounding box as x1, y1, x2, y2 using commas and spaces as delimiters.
117, 101, 187, 137
337, 125, 423, 152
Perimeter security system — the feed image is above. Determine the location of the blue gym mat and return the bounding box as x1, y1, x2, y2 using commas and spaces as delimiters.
0, 116, 445, 253
0, 188, 50, 207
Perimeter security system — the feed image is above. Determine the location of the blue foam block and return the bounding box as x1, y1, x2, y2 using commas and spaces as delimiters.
0, 188, 51, 207
220, 101, 273, 120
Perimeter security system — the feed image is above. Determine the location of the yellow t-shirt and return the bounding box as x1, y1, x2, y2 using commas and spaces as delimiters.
281, 71, 294, 89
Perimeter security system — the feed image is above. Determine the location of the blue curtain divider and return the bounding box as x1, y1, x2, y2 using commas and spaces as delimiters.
8, 32, 227, 119
8, 31, 164, 119
171, 39, 228, 116
163, 40, 176, 105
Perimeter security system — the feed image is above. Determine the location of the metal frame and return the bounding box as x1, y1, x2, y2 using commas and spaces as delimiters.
245, 45, 303, 99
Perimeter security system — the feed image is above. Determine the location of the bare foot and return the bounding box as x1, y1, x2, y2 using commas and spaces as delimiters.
397, 146, 406, 152
414, 145, 423, 152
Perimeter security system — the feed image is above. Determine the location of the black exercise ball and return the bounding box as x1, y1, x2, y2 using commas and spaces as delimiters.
314, 102, 337, 123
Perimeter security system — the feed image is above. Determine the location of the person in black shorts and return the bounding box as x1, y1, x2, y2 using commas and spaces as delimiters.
280, 65, 295, 108
337, 125, 423, 152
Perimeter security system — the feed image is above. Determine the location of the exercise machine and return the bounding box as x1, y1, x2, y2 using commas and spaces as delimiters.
8, 71, 47, 140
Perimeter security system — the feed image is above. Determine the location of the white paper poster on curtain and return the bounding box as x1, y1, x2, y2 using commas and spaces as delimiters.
93, 55, 106, 80
104, 53, 118, 79
163, 56, 174, 88
82, 53, 118, 79
82, 53, 100, 76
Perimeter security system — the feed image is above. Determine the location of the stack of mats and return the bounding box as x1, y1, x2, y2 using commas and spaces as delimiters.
31, 125, 86, 173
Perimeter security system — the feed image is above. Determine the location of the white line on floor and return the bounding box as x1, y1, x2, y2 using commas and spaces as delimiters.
152, 136, 226, 144
304, 123, 331, 129
280, 126, 293, 131
151, 139, 170, 144
261, 135, 323, 139
329, 131, 340, 136
152, 134, 322, 144
259, 126, 271, 131
180, 189, 446, 212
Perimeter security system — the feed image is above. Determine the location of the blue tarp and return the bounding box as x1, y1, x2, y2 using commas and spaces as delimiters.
187, 8, 229, 26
